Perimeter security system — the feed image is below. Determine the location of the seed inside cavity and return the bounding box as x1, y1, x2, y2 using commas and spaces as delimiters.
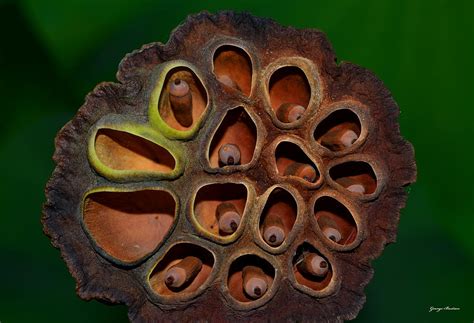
263, 225, 285, 247
218, 143, 241, 166
170, 78, 190, 97
340, 129, 358, 147
347, 183, 365, 194
322, 227, 342, 243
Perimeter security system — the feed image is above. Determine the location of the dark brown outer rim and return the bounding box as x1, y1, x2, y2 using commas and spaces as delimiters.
42, 10, 417, 323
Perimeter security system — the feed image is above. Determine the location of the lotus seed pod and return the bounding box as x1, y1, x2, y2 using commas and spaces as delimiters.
42, 11, 416, 322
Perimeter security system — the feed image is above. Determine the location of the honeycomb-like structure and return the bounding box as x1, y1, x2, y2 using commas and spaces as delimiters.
43, 11, 416, 322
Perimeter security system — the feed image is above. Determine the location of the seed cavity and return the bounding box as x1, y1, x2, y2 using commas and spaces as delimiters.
83, 189, 176, 264
149, 244, 214, 296
275, 141, 319, 184
329, 161, 377, 195
158, 67, 207, 131
194, 183, 247, 238
259, 188, 297, 248
314, 109, 362, 151
169, 78, 193, 127
213, 45, 252, 96
314, 196, 357, 246
227, 255, 275, 303
268, 66, 310, 125
208, 107, 257, 168
293, 243, 333, 291
94, 129, 176, 174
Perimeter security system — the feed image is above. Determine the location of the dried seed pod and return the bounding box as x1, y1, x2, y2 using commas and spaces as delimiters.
242, 265, 268, 299
42, 11, 416, 322
216, 202, 241, 234
165, 256, 203, 290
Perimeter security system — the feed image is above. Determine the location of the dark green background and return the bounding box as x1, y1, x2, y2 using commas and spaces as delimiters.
1, 0, 473, 322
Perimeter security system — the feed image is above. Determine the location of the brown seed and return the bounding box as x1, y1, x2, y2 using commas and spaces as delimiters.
276, 103, 305, 123
284, 162, 317, 183
336, 177, 366, 194
164, 256, 203, 290
218, 143, 241, 166
296, 253, 329, 278
321, 128, 358, 151
169, 78, 193, 127
216, 202, 241, 234
322, 227, 342, 243
262, 214, 286, 247
242, 265, 268, 299
217, 74, 241, 91
347, 184, 365, 194
340, 129, 358, 147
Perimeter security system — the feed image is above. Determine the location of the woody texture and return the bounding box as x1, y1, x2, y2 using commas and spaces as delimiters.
42, 11, 417, 322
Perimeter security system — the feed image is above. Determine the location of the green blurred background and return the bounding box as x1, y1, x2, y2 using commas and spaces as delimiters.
1, 0, 472, 322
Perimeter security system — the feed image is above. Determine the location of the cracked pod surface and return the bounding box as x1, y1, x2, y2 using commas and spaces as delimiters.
42, 11, 416, 322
